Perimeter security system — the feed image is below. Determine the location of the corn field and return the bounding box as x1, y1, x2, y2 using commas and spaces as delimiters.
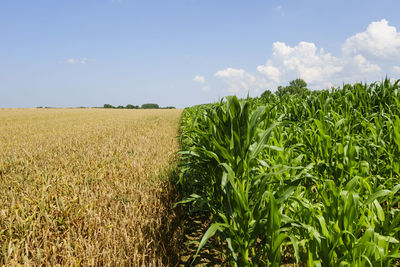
178, 79, 400, 266
0, 108, 182, 266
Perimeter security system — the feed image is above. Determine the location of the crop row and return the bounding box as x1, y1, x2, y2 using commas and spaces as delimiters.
0, 109, 182, 265
178, 79, 400, 266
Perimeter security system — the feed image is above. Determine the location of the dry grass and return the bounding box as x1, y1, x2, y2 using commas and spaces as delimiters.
0, 108, 182, 266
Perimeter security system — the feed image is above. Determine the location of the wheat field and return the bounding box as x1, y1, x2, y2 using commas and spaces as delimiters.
0, 108, 182, 266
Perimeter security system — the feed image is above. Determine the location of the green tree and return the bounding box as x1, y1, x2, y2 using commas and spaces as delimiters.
141, 103, 159, 109
276, 78, 309, 96
126, 104, 139, 109
289, 78, 307, 89
260, 89, 273, 99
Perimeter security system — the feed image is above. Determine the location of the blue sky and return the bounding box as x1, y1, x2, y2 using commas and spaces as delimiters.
1, 0, 400, 108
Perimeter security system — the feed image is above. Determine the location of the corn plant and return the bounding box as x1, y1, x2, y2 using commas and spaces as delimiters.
178, 78, 400, 266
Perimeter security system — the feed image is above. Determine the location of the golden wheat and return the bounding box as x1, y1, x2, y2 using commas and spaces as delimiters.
0, 108, 182, 266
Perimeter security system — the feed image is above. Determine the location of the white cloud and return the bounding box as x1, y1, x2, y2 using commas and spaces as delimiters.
65, 58, 92, 65
255, 40, 382, 90
342, 19, 400, 61
215, 67, 272, 95
256, 64, 280, 83
66, 58, 79, 64
350, 54, 381, 73
193, 75, 205, 83
254, 41, 344, 91
215, 68, 251, 79
257, 41, 343, 86
215, 19, 398, 94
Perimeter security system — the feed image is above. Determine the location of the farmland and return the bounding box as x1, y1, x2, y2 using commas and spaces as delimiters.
0, 108, 182, 266
1, 79, 400, 266
178, 79, 400, 266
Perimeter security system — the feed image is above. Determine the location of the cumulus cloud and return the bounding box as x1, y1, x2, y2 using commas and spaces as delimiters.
342, 19, 400, 61
215, 67, 272, 95
348, 54, 381, 73
65, 58, 92, 65
193, 75, 205, 83
214, 19, 398, 95
257, 65, 280, 83
257, 41, 343, 86
215, 68, 255, 94
256, 40, 381, 88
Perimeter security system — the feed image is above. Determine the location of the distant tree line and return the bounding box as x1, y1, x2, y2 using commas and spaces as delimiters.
36, 104, 175, 109
102, 103, 175, 109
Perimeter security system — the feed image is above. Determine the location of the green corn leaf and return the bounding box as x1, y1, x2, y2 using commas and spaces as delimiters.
248, 123, 278, 162
225, 237, 237, 261
173, 194, 202, 208
373, 200, 385, 222
316, 215, 329, 237
365, 190, 392, 205
195, 223, 226, 260
288, 235, 300, 264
